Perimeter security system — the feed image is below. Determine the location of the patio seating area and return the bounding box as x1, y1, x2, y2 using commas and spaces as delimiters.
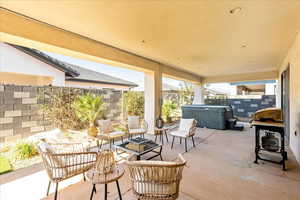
1, 126, 300, 200
1, 1, 300, 200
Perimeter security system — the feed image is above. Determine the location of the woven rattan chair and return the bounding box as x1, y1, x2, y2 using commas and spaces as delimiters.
170, 119, 197, 152
97, 119, 126, 149
126, 116, 149, 139
126, 154, 186, 200
37, 140, 97, 200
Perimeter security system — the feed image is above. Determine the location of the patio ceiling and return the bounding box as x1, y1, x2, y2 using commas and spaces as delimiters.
1, 0, 300, 80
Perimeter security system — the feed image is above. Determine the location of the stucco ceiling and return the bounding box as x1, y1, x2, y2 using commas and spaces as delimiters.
1, 0, 300, 78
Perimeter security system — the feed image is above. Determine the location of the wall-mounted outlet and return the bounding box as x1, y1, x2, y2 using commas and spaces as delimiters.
295, 131, 297, 136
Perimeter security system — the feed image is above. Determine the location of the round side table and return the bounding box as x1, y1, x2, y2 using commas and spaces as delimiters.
154, 127, 169, 144
86, 166, 125, 200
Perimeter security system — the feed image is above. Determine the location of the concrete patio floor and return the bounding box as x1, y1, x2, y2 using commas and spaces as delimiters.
1, 125, 300, 200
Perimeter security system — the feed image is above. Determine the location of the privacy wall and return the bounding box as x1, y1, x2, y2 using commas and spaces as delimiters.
0, 84, 122, 143
205, 95, 276, 120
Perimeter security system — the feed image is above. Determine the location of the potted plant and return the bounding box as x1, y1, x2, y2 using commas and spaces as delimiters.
72, 93, 106, 137
162, 100, 178, 124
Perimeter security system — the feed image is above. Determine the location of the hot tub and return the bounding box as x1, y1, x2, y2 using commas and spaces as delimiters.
181, 105, 233, 130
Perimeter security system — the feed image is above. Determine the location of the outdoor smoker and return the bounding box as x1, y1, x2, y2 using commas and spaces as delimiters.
251, 108, 287, 171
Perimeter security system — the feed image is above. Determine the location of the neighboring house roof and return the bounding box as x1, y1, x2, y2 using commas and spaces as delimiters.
65, 64, 138, 87
163, 83, 179, 91
10, 44, 79, 77
204, 88, 227, 95
8, 43, 138, 88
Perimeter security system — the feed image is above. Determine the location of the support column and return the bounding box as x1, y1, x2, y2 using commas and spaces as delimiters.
144, 69, 162, 134
193, 83, 205, 104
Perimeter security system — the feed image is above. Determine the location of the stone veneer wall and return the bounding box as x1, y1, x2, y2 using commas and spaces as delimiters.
0, 84, 122, 143
205, 95, 276, 120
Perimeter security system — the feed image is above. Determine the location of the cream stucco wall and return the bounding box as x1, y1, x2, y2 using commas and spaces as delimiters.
0, 42, 65, 86
278, 31, 300, 163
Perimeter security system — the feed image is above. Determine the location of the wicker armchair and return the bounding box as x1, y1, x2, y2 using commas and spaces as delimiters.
126, 154, 186, 200
97, 119, 126, 149
126, 116, 149, 139
37, 140, 97, 200
170, 119, 197, 152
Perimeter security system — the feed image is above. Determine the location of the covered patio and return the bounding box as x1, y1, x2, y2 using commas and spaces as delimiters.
1, 1, 300, 200
1, 126, 300, 200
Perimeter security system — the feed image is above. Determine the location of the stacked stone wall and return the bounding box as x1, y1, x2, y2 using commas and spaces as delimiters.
0, 84, 122, 143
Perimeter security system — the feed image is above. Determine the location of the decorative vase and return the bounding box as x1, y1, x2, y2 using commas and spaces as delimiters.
156, 116, 164, 128
88, 123, 98, 137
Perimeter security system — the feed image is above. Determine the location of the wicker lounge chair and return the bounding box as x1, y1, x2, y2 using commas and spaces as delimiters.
37, 140, 97, 200
126, 116, 148, 139
97, 119, 126, 149
170, 119, 197, 152
126, 154, 186, 200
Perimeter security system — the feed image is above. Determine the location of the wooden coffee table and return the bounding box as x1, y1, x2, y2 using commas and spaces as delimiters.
115, 137, 163, 160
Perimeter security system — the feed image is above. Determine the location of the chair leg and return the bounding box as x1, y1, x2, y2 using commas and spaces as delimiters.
155, 135, 157, 142
104, 184, 108, 200
109, 140, 112, 150
180, 138, 182, 144
121, 136, 124, 143
192, 136, 195, 147
54, 182, 59, 200
171, 136, 175, 149
83, 172, 86, 181
165, 130, 169, 142
100, 139, 103, 149
116, 180, 122, 200
46, 180, 51, 196
185, 138, 188, 152
90, 184, 96, 200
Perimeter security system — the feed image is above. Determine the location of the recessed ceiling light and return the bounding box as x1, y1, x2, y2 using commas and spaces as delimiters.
141, 40, 145, 43
241, 44, 247, 48
230, 7, 242, 14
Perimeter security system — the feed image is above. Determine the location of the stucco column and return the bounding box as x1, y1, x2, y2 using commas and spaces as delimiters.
193, 83, 205, 104
144, 70, 162, 134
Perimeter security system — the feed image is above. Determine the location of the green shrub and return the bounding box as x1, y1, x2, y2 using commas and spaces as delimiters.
0, 156, 12, 174
123, 91, 144, 116
13, 141, 38, 160
162, 100, 178, 123
41, 89, 87, 130
72, 93, 106, 124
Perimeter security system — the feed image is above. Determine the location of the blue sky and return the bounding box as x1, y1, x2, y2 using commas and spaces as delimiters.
44, 51, 182, 90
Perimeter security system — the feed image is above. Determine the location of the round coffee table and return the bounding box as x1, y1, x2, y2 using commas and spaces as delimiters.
86, 166, 125, 200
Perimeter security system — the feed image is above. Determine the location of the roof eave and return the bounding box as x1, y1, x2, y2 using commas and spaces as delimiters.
66, 78, 138, 87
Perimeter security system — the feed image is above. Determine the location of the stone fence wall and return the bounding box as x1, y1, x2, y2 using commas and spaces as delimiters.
205, 95, 276, 120
0, 84, 122, 143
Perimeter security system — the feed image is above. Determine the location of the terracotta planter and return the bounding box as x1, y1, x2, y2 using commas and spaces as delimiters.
88, 123, 98, 137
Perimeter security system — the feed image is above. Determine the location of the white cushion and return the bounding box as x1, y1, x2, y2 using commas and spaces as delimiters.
128, 116, 140, 129
98, 119, 113, 134
170, 130, 189, 137
179, 119, 195, 131
129, 128, 146, 134
38, 140, 55, 153
107, 131, 125, 138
